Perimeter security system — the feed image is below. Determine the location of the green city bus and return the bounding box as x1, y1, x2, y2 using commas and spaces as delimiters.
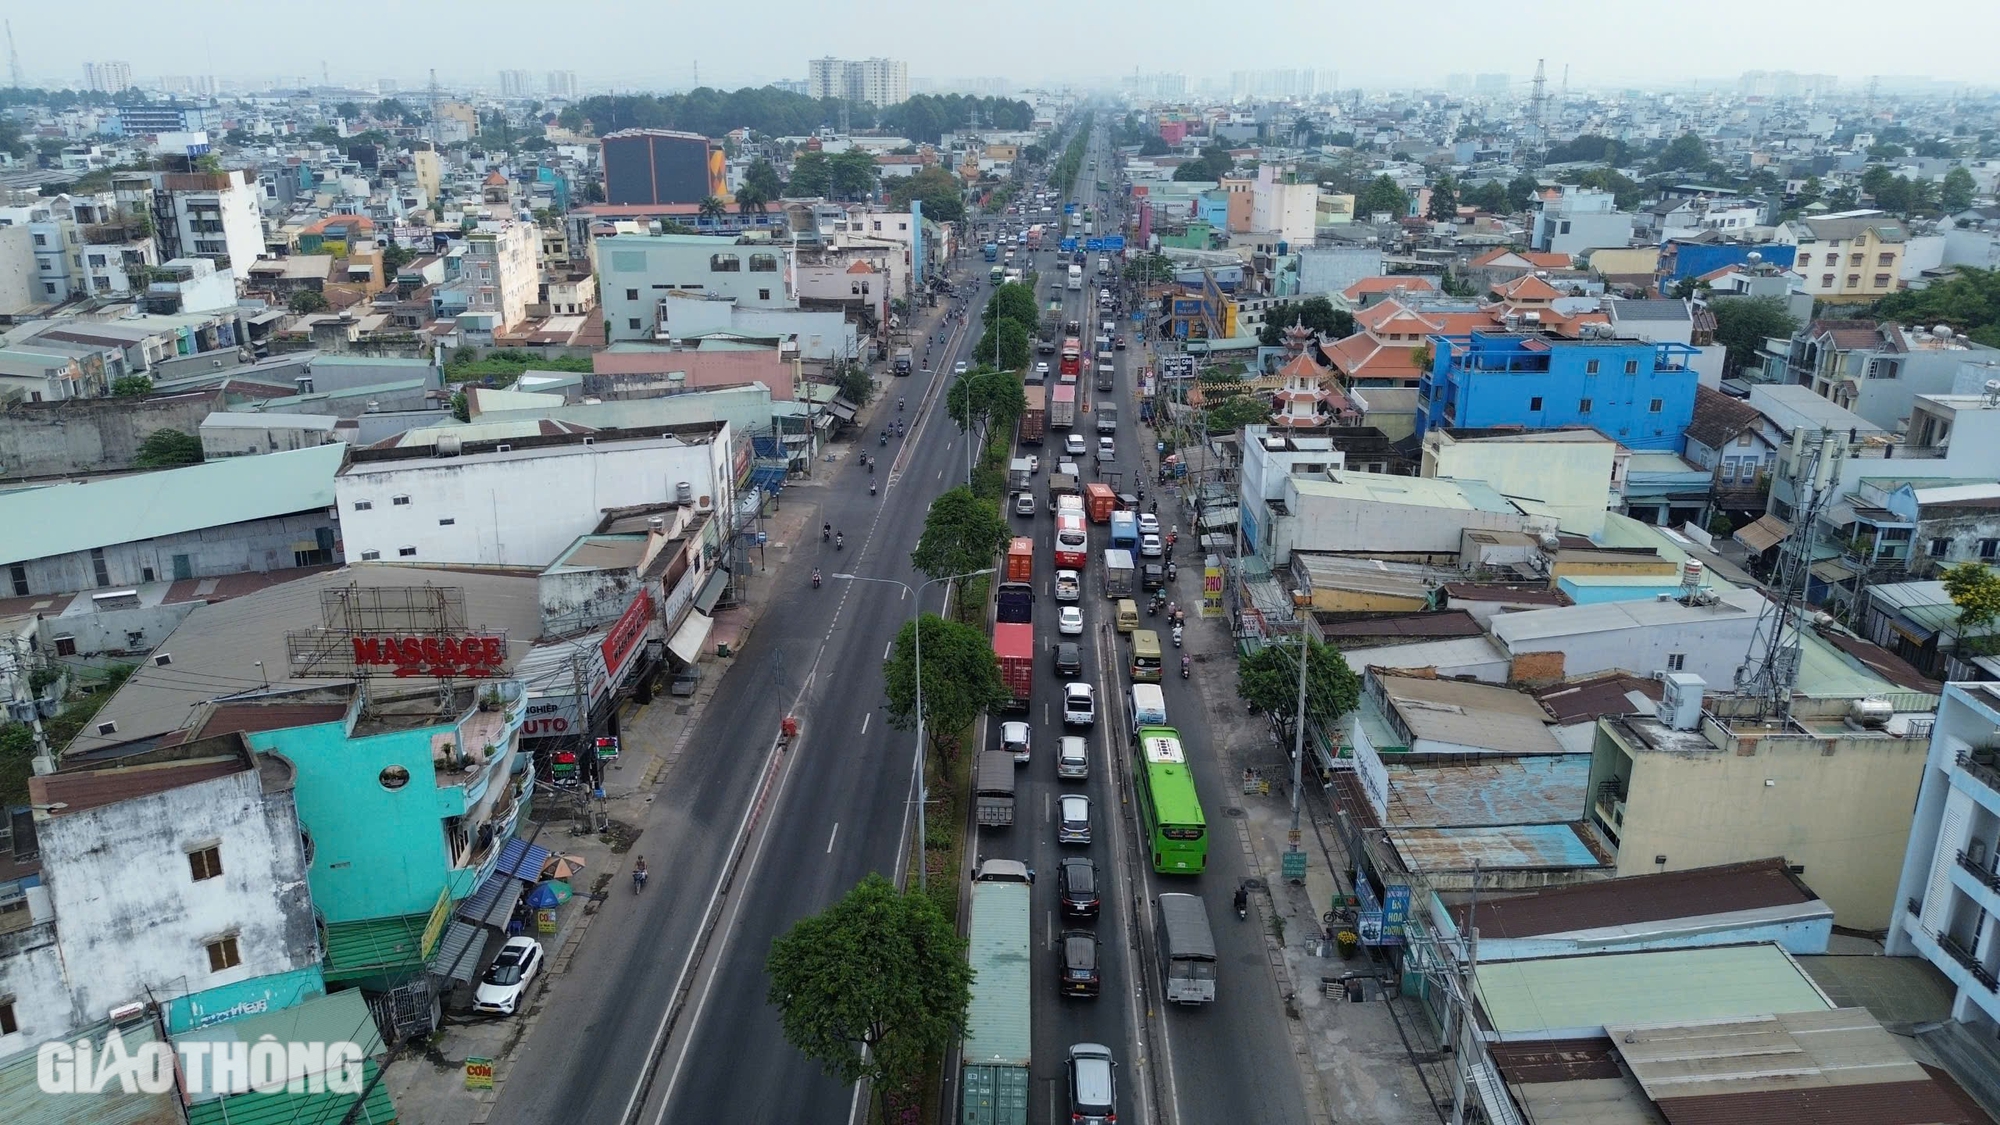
1133, 726, 1207, 874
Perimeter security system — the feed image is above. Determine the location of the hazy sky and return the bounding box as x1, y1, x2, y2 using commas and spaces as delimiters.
18, 0, 2000, 92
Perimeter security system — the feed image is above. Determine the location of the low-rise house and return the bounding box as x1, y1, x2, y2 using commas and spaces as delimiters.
1683, 384, 1784, 513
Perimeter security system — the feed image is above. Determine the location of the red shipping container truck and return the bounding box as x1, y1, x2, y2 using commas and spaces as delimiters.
992, 622, 1035, 711
1019, 384, 1046, 445
1006, 538, 1034, 583
1083, 483, 1116, 524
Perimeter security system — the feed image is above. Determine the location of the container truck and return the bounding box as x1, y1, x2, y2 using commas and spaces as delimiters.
995, 582, 1033, 625
1048, 473, 1080, 509
1008, 459, 1035, 492
1005, 537, 1034, 583
1084, 482, 1117, 524
1095, 363, 1115, 392
1109, 512, 1138, 551
1050, 383, 1076, 429
993, 622, 1034, 711
974, 752, 1017, 828
1097, 403, 1119, 434
1102, 548, 1136, 598
893, 344, 913, 376
1066, 264, 1084, 291
961, 860, 1032, 1125
1036, 314, 1059, 355
1019, 386, 1046, 445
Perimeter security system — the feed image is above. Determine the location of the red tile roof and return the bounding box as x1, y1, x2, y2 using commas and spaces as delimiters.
1493, 273, 1565, 302
1342, 275, 1437, 301
1655, 1081, 1977, 1125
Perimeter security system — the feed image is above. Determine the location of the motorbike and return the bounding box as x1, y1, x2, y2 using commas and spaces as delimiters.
1146, 597, 1159, 617
812, 569, 822, 589
1234, 886, 1248, 920
1166, 563, 1177, 583
1172, 624, 1183, 648
836, 534, 845, 551
871, 480, 878, 496
899, 398, 906, 412
633, 868, 649, 894
1181, 655, 1191, 680
880, 432, 888, 447
822, 524, 831, 543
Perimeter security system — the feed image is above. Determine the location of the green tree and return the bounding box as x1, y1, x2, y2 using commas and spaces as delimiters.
974, 318, 1031, 372
1203, 393, 1272, 432
882, 612, 1011, 757
735, 184, 770, 215
1710, 296, 1799, 376
335, 101, 361, 120
1506, 174, 1543, 212
1670, 276, 1712, 300
1875, 266, 2000, 346
1466, 180, 1509, 213
110, 375, 153, 397
886, 165, 965, 223
742, 157, 784, 201
910, 486, 1011, 599
1356, 174, 1408, 219
1235, 637, 1362, 748
984, 282, 1039, 333
827, 149, 879, 200
1256, 299, 1355, 347
766, 872, 972, 1113
1649, 132, 1714, 176
132, 429, 203, 469
788, 150, 832, 197
946, 368, 1026, 450
1023, 144, 1047, 165
1943, 561, 2000, 632
1409, 342, 1433, 377
450, 390, 470, 423
836, 361, 876, 407
1543, 134, 1630, 166
380, 242, 415, 275
1942, 166, 1977, 212
288, 289, 328, 314
698, 195, 727, 224
1426, 174, 1458, 222
1139, 135, 1170, 157
1867, 142, 1908, 160
1124, 252, 1175, 284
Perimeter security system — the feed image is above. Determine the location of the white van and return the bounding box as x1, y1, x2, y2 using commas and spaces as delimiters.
1129, 684, 1168, 732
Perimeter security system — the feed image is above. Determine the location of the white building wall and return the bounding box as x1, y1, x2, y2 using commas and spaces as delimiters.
336, 434, 732, 567
171, 170, 263, 280
4, 764, 319, 1059
0, 225, 39, 313
1276, 477, 1529, 562
1494, 601, 1763, 685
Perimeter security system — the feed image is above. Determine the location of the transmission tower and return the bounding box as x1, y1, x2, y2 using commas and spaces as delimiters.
5, 21, 22, 90
427, 68, 441, 144
1735, 431, 1845, 719
1528, 58, 1547, 143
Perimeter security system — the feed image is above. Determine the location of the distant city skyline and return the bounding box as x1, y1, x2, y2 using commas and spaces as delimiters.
13, 0, 2000, 95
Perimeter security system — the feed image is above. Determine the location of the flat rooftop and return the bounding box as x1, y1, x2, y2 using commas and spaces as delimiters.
1476, 944, 1834, 1041
1375, 673, 1564, 754
1388, 822, 1605, 874
1448, 857, 1824, 940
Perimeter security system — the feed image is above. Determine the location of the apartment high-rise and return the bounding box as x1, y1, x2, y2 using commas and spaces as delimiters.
498, 69, 534, 97
82, 61, 133, 93
805, 57, 908, 108
546, 70, 578, 99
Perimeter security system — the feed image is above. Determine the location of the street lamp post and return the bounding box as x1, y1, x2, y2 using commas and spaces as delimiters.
833, 566, 996, 892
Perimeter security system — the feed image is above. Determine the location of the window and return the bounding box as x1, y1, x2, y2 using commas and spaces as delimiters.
1929, 537, 1951, 557
758, 288, 771, 301
398, 546, 417, 557
0, 997, 15, 1035
379, 765, 410, 790
1649, 398, 1664, 413
1824, 253, 1839, 266
352, 499, 373, 511
91, 548, 109, 588
625, 288, 638, 301
1737, 433, 1756, 446
1849, 253, 1864, 266
42, 283, 54, 295
1667, 652, 1686, 671
627, 318, 641, 331
1847, 274, 1860, 288
54, 636, 76, 656
1880, 527, 1912, 542
709, 253, 740, 272
748, 253, 778, 272
32, 233, 45, 246
438, 517, 455, 526
1980, 538, 1998, 560
1878, 253, 1894, 267
188, 846, 223, 881
9, 564, 25, 597
391, 495, 410, 506
1559, 220, 1571, 234
1719, 459, 1737, 483
205, 936, 242, 973
1873, 274, 1891, 288
1585, 359, 1600, 374
360, 550, 380, 561
1821, 274, 1835, 288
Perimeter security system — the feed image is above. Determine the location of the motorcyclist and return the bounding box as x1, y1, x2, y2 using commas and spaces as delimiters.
899, 397, 906, 412
812, 568, 822, 588
871, 479, 878, 496
1181, 654, 1191, 678
836, 532, 844, 550
1233, 884, 1248, 916
822, 522, 831, 542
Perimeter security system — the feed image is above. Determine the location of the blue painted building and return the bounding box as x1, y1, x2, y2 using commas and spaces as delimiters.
1418, 331, 1701, 452
1659, 238, 1797, 284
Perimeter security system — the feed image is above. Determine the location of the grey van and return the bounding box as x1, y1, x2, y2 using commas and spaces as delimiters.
1067, 1043, 1116, 1124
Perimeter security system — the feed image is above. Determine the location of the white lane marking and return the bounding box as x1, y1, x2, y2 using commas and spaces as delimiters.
1045, 790, 1051, 823
861, 713, 870, 734
826, 823, 839, 853
884, 641, 894, 660
1048, 910, 1055, 950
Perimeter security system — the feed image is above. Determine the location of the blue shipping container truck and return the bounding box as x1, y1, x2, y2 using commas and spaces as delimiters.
961, 861, 1032, 1125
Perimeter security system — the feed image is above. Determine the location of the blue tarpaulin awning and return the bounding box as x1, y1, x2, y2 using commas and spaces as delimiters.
458, 872, 526, 927
492, 836, 552, 882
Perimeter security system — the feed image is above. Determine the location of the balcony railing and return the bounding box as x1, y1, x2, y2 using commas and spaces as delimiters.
1956, 750, 2000, 797
1935, 930, 1999, 992
1957, 849, 2000, 894
1908, 896, 1923, 917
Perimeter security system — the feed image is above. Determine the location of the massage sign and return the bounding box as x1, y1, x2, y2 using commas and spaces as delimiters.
351, 635, 508, 678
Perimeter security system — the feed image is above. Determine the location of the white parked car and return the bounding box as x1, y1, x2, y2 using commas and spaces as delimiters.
1065, 434, 1087, 456
1055, 570, 1081, 602
1138, 513, 1160, 536
1058, 606, 1084, 635
474, 936, 544, 1015
1001, 720, 1031, 765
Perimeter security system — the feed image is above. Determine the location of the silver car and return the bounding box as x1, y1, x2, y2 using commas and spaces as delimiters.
1057, 793, 1092, 845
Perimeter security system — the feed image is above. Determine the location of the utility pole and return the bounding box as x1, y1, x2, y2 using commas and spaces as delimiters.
2, 636, 55, 776
1448, 862, 1483, 1125
1286, 631, 1309, 874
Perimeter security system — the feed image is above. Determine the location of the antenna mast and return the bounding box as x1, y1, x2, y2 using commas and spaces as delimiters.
5, 21, 22, 90
427, 68, 441, 145
1736, 430, 1845, 719
1528, 59, 1547, 152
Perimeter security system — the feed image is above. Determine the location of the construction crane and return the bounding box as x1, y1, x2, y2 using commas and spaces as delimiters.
5, 21, 22, 91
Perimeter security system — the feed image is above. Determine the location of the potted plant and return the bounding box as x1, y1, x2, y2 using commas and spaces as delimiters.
1336, 930, 1360, 959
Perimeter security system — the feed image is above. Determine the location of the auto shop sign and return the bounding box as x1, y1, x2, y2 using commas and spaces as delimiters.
521, 697, 582, 739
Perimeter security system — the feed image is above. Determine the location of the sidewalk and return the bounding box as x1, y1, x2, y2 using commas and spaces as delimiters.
385, 277, 966, 1125
1167, 558, 1442, 1125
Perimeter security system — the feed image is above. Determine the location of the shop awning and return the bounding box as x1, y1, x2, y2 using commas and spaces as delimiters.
431, 920, 489, 985
492, 836, 552, 882
826, 397, 859, 422
693, 569, 730, 615
669, 611, 715, 665
458, 871, 527, 928
1810, 558, 1860, 586
1732, 514, 1790, 554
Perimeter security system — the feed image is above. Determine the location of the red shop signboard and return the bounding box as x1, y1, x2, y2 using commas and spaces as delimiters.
601, 591, 654, 681
351, 635, 507, 678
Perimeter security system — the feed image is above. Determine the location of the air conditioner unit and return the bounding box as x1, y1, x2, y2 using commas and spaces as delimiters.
153, 652, 173, 667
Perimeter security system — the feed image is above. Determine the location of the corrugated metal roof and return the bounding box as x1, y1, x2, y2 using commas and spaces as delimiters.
1657, 1081, 1974, 1125
183, 1059, 397, 1125
1388, 823, 1605, 872
0, 443, 345, 568
431, 919, 489, 985
0, 1018, 182, 1125
492, 837, 551, 882
1488, 1038, 1626, 1083
1449, 858, 1822, 939
30, 754, 246, 815
1475, 944, 1833, 1039
1376, 674, 1564, 754
963, 880, 1031, 1067
1534, 673, 1664, 725
323, 911, 434, 982
1610, 1008, 1926, 1104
